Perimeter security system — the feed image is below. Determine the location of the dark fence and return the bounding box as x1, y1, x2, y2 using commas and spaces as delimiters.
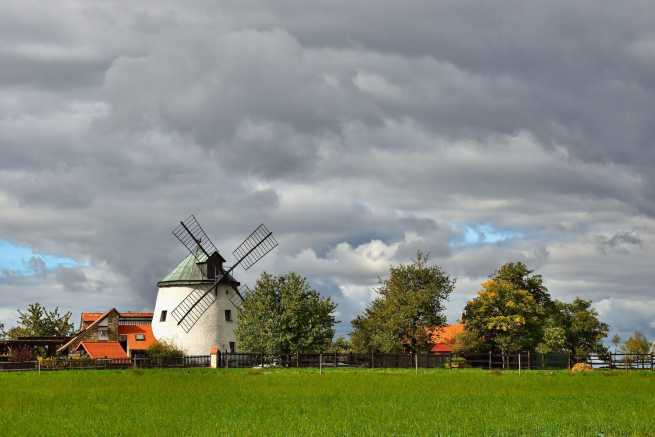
2, 352, 652, 372
216, 351, 655, 371
0, 355, 210, 372
215, 351, 552, 369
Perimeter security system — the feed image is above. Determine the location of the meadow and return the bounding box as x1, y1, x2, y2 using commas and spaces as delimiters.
1, 368, 654, 436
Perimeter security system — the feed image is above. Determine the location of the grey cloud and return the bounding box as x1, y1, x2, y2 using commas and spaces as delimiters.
596, 231, 643, 254
2, 1, 655, 336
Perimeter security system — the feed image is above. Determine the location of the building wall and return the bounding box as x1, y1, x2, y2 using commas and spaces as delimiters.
66, 311, 120, 353
152, 283, 240, 355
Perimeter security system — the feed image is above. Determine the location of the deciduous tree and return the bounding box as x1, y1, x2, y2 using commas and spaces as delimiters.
350, 252, 455, 353
548, 298, 608, 356
464, 278, 546, 354
6, 303, 74, 338
621, 331, 650, 354
235, 272, 336, 355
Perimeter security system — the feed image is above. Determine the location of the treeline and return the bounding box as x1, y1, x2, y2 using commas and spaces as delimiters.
236, 252, 613, 357
3, 253, 634, 357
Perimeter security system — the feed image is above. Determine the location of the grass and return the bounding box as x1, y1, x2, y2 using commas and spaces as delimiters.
1, 368, 654, 436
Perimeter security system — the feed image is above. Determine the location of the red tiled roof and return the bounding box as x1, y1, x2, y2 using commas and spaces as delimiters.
430, 323, 465, 353
82, 311, 152, 323
78, 341, 128, 359
119, 312, 153, 319
119, 325, 155, 351
81, 312, 105, 323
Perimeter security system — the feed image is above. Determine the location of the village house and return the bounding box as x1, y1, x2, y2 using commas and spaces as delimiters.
429, 323, 465, 353
57, 309, 154, 359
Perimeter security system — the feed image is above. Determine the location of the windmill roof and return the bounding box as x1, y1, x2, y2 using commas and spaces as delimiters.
158, 253, 239, 286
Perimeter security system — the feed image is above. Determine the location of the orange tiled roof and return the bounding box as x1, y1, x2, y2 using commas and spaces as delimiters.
78, 341, 128, 359
119, 312, 153, 318
429, 323, 465, 353
82, 311, 152, 323
81, 312, 105, 323
118, 325, 155, 351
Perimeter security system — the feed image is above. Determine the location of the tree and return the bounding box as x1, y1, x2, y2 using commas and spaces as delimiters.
547, 298, 608, 356
621, 331, 650, 354
536, 325, 567, 353
0, 322, 5, 338
6, 303, 74, 338
328, 337, 352, 353
350, 252, 455, 353
235, 272, 336, 355
464, 262, 609, 357
493, 262, 551, 307
463, 278, 546, 355
611, 334, 621, 352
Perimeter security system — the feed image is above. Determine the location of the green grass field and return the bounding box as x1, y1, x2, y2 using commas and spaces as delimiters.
1, 368, 654, 436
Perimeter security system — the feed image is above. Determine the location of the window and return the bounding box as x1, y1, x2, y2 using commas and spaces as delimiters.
224, 309, 232, 322
98, 328, 108, 340
135, 333, 145, 341
229, 341, 236, 353
160, 310, 167, 322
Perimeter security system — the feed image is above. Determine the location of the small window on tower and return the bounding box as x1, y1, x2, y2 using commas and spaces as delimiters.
135, 333, 145, 341
224, 309, 232, 322
160, 310, 167, 322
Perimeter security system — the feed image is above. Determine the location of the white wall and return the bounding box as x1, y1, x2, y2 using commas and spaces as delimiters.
152, 283, 240, 355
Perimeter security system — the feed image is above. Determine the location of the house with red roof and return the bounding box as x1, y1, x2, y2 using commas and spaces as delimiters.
58, 309, 155, 359
429, 323, 465, 354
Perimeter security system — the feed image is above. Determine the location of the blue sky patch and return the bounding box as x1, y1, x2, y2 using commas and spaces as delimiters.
0, 240, 81, 275
450, 224, 523, 247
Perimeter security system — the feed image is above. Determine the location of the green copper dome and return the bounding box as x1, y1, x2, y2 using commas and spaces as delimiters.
159, 254, 206, 284
158, 253, 239, 287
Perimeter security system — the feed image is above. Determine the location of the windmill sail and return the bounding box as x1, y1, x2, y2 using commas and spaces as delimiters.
229, 224, 278, 272
170, 285, 219, 333
169, 218, 277, 332
172, 215, 218, 263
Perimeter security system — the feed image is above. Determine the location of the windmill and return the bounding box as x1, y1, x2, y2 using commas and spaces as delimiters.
152, 215, 277, 354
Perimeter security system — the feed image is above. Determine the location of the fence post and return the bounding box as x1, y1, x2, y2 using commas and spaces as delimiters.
448, 353, 452, 370
488, 351, 492, 370
319, 354, 323, 375
527, 351, 531, 370
518, 352, 521, 374
415, 353, 418, 375
567, 352, 571, 370
371, 351, 374, 368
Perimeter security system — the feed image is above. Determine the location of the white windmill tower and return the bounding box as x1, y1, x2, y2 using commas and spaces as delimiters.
152, 215, 277, 355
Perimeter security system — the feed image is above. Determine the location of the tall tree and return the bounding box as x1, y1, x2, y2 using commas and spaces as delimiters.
464, 278, 547, 354
611, 334, 621, 352
350, 252, 455, 353
6, 303, 74, 338
0, 322, 5, 338
493, 262, 551, 307
548, 298, 608, 355
621, 331, 650, 354
464, 263, 609, 355
235, 272, 336, 355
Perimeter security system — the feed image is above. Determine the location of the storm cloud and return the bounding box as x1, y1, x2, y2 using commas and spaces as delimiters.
1, 0, 654, 340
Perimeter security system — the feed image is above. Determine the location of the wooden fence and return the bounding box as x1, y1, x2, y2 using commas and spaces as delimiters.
0, 355, 210, 372
2, 352, 652, 372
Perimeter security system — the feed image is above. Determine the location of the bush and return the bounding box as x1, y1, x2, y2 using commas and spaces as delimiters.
146, 340, 184, 360
9, 346, 34, 362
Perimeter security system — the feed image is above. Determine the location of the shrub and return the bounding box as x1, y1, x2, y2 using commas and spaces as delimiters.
146, 340, 184, 360
9, 346, 34, 362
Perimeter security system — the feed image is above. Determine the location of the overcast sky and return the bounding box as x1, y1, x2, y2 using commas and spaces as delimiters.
1, 1, 654, 340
